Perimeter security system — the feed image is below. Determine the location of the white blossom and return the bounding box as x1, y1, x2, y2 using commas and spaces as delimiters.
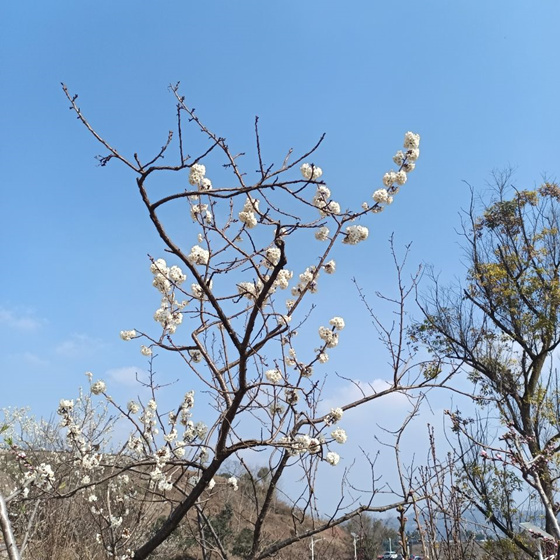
189, 163, 206, 186
91, 380, 106, 395
140, 345, 153, 357
168, 265, 187, 284
265, 368, 282, 384
325, 451, 340, 466
403, 131, 420, 150
264, 246, 282, 268
373, 189, 390, 204
315, 226, 330, 241
127, 401, 140, 415
120, 330, 137, 341
187, 245, 209, 266
329, 407, 344, 423
383, 171, 398, 187
393, 150, 405, 166
329, 317, 345, 330
300, 163, 323, 180
342, 225, 369, 245
331, 427, 347, 444
189, 349, 203, 363
323, 260, 336, 274
228, 476, 239, 491
395, 171, 407, 185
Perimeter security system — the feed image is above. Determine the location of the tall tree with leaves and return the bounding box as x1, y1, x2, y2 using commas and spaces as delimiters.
413, 173, 560, 557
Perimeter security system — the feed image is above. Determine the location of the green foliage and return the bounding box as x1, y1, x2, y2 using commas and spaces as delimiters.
232, 527, 254, 557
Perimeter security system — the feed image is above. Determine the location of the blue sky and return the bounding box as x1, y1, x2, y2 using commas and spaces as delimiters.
2, 0, 559, 507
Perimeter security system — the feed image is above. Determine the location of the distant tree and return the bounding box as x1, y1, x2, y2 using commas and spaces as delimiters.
413, 172, 560, 558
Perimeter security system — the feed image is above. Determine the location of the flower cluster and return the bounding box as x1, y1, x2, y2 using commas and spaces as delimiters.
190, 202, 213, 224
367, 131, 420, 212
265, 368, 282, 384
300, 163, 323, 180
325, 407, 344, 425
315, 226, 329, 241
188, 163, 212, 194
291, 266, 318, 297
237, 280, 263, 301
312, 184, 341, 216
239, 196, 259, 228
263, 246, 282, 268
342, 225, 369, 245
331, 427, 347, 444
187, 245, 209, 266
147, 258, 188, 335
91, 380, 106, 395
22, 462, 56, 490
323, 259, 336, 274
318, 317, 344, 349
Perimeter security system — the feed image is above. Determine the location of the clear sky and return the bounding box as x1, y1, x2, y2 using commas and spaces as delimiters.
2, 0, 559, 509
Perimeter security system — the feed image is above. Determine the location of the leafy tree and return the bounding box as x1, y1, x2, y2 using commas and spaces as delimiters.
413, 172, 560, 557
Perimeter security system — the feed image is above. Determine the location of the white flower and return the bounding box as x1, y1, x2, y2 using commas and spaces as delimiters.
140, 345, 153, 357
406, 148, 420, 162
237, 281, 263, 300
276, 314, 292, 327
239, 197, 260, 229
168, 265, 186, 284
309, 438, 321, 454
300, 163, 323, 180
150, 258, 168, 275
120, 330, 137, 341
393, 150, 405, 166
325, 451, 340, 466
329, 317, 345, 330
315, 226, 330, 241
187, 245, 209, 266
265, 368, 282, 384
189, 349, 203, 363
395, 171, 407, 186
200, 177, 212, 191
208, 478, 216, 490
152, 273, 171, 293
320, 200, 341, 216
342, 225, 369, 245
57, 399, 74, 414
318, 352, 329, 363
331, 427, 347, 444
329, 407, 344, 423
403, 160, 416, 172
274, 269, 293, 290
189, 164, 206, 186
147, 399, 157, 411
323, 260, 336, 274
383, 171, 397, 187
91, 380, 106, 395
373, 189, 390, 204
319, 326, 339, 348
403, 131, 420, 150
264, 246, 282, 268
228, 476, 239, 491
127, 401, 140, 414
